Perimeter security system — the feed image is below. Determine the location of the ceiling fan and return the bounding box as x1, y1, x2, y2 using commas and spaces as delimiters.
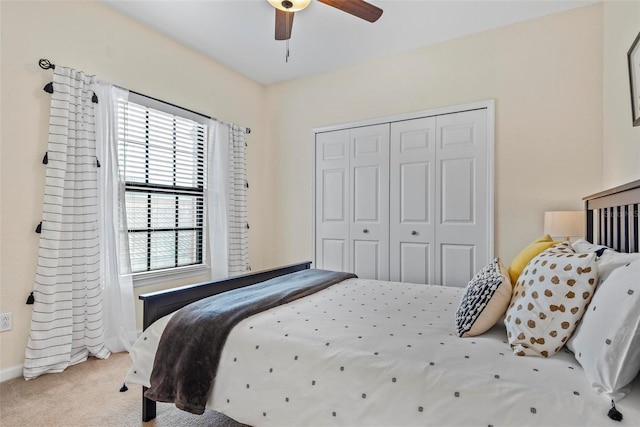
268, 0, 383, 41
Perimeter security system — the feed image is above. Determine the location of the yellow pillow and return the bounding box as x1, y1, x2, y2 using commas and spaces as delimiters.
507, 235, 559, 285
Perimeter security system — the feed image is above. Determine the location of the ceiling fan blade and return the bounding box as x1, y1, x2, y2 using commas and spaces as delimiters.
275, 8, 295, 40
318, 0, 383, 23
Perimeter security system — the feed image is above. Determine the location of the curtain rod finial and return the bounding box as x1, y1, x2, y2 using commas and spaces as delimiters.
38, 59, 55, 70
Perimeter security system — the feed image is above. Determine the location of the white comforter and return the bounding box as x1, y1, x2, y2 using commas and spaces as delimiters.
126, 278, 640, 426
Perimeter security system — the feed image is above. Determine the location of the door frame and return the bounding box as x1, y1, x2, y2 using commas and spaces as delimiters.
312, 99, 495, 279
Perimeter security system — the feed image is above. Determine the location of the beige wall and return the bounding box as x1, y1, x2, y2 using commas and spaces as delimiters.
265, 4, 605, 270
603, 0, 640, 187
0, 0, 270, 372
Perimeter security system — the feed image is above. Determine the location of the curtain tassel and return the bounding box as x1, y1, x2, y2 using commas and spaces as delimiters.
35, 221, 42, 234
119, 383, 128, 392
42, 152, 48, 164
96, 157, 101, 168
26, 292, 35, 305
245, 180, 249, 189
43, 82, 98, 104
608, 400, 623, 421
246, 223, 250, 230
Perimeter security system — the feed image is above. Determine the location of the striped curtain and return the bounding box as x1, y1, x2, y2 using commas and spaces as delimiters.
207, 122, 249, 278
227, 124, 250, 275
24, 66, 109, 380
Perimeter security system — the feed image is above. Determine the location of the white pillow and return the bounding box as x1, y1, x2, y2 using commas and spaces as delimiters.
595, 250, 640, 284
567, 259, 640, 400
571, 239, 608, 254
570, 239, 640, 284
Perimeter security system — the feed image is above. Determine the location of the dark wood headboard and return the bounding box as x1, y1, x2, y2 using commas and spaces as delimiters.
583, 179, 640, 253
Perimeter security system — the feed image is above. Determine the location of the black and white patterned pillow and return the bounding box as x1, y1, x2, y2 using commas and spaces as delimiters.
455, 258, 512, 337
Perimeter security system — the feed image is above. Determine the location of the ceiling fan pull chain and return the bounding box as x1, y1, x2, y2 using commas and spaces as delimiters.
286, 39, 290, 62
285, 8, 291, 63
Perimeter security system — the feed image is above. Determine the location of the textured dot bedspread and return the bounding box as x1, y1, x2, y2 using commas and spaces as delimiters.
126, 278, 640, 426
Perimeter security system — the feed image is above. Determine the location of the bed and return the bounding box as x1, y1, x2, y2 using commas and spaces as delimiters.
126, 179, 640, 426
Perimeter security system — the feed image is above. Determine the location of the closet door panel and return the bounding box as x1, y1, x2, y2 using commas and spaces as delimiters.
350, 124, 389, 280
435, 109, 489, 287
440, 244, 475, 288
321, 239, 348, 272
390, 117, 436, 283
322, 169, 348, 221
399, 242, 431, 284
441, 158, 474, 223
352, 240, 381, 279
401, 162, 430, 222
353, 165, 381, 222
315, 130, 350, 272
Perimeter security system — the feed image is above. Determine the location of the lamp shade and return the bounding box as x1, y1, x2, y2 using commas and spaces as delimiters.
543, 211, 586, 241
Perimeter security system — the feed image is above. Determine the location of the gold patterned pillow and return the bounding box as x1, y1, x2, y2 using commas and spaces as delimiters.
504, 242, 598, 357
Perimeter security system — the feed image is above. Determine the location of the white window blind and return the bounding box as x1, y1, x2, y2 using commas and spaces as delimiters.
117, 99, 207, 274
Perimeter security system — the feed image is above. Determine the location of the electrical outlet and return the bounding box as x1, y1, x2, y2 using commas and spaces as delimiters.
0, 312, 12, 332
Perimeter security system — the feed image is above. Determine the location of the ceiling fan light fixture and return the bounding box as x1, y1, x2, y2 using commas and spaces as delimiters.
268, 0, 310, 12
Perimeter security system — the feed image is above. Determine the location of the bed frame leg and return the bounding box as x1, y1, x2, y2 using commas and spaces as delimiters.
142, 387, 156, 421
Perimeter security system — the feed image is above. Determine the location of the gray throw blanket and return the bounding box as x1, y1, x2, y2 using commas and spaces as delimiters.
144, 269, 356, 414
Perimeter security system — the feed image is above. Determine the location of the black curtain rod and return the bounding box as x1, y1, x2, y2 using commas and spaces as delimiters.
38, 58, 251, 134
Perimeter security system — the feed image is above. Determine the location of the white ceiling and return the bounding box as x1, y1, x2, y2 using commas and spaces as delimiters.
101, 0, 597, 85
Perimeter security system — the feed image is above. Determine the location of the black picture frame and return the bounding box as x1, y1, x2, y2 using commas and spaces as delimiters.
628, 31, 640, 127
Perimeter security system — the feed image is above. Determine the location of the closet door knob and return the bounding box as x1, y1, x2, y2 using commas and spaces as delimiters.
363, 229, 369, 234
411, 230, 418, 236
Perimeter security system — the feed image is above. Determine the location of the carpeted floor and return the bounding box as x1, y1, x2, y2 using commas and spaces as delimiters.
0, 352, 249, 427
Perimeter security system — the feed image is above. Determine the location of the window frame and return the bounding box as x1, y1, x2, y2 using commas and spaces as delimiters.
119, 93, 210, 286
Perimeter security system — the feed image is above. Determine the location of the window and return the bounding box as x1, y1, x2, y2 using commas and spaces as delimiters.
117, 96, 207, 275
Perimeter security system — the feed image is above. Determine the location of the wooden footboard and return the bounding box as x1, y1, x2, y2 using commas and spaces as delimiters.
139, 261, 312, 421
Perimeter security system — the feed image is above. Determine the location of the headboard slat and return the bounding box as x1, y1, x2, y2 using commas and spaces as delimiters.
584, 180, 640, 254
621, 205, 629, 253
614, 206, 621, 250
632, 203, 637, 251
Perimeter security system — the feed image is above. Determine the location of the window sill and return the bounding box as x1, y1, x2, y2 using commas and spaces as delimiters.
132, 264, 210, 288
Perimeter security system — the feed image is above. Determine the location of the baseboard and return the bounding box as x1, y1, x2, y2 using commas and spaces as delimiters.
1, 337, 142, 382
1, 364, 23, 382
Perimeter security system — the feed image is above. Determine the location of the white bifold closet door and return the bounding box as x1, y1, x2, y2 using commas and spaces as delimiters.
315, 129, 350, 273
389, 109, 489, 286
349, 125, 390, 281
315, 125, 390, 280
315, 107, 491, 287
389, 117, 436, 284
435, 109, 489, 287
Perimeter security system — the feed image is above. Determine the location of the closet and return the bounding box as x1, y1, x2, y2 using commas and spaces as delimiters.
314, 102, 493, 287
